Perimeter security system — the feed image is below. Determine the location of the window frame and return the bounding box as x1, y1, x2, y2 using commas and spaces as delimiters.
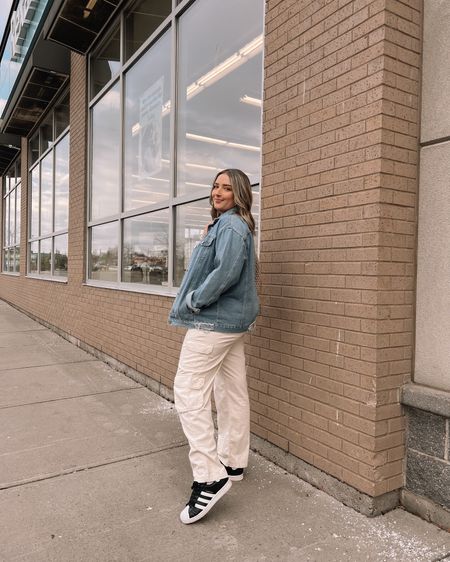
27, 89, 70, 281
86, 0, 263, 296
1, 157, 21, 275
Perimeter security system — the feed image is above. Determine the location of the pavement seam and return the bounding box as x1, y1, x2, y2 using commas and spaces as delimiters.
0, 440, 188, 491
0, 358, 99, 373
0, 385, 144, 410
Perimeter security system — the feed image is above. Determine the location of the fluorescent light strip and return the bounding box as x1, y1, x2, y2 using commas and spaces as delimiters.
186, 133, 260, 152
240, 95, 262, 107
161, 34, 263, 116
187, 34, 263, 101
186, 163, 217, 171
185, 182, 210, 188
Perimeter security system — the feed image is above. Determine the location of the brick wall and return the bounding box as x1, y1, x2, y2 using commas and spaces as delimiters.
255, 0, 421, 497
0, 0, 422, 505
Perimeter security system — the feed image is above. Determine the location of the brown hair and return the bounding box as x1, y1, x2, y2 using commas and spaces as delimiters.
210, 169, 256, 233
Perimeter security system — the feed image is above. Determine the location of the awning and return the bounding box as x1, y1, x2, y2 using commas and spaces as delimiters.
1, 38, 70, 136
44, 0, 122, 54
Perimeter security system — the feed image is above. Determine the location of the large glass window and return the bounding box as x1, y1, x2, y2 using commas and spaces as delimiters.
2, 158, 21, 274
176, 0, 263, 196
88, 0, 264, 291
28, 93, 70, 278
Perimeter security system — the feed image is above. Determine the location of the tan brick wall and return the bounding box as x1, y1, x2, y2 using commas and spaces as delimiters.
255, 0, 421, 497
0, 1, 422, 501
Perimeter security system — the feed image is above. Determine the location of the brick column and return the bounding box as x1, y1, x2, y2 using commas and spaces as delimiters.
252, 0, 421, 512
68, 52, 88, 289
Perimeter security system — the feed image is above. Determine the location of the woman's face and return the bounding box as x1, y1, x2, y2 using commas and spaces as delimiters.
212, 173, 235, 214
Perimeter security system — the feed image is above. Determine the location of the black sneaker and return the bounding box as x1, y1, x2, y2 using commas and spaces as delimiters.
223, 464, 244, 482
179, 478, 232, 524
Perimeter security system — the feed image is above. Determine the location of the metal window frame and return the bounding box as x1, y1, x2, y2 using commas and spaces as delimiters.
86, 0, 264, 294
27, 89, 70, 280
1, 155, 22, 274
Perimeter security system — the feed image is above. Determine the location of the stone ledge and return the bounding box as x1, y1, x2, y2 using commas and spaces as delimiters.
401, 489, 450, 532
402, 383, 450, 418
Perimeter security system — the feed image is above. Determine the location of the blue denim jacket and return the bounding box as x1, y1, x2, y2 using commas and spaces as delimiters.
169, 208, 259, 333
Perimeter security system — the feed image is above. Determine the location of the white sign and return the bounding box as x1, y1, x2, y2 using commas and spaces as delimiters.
10, 0, 38, 62
138, 77, 164, 178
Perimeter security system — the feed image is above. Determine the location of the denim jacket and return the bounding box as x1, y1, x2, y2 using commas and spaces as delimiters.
169, 208, 259, 333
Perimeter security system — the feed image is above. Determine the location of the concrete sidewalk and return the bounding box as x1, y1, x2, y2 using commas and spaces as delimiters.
0, 299, 449, 562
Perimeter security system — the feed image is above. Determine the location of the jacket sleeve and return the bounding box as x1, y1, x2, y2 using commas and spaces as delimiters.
186, 226, 246, 311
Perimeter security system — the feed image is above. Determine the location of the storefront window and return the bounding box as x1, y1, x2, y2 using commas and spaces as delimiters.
91, 26, 121, 98
28, 92, 70, 278
2, 157, 21, 274
176, 0, 263, 196
91, 83, 121, 221
89, 222, 119, 282
175, 199, 211, 286
88, 0, 264, 291
124, 31, 171, 211
54, 234, 68, 277
125, 0, 172, 61
122, 209, 169, 284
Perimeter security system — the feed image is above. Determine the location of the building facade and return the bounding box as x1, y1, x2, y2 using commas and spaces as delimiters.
0, 0, 448, 526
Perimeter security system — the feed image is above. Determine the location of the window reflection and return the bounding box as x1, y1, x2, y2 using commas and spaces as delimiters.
16, 185, 21, 245
14, 246, 20, 273
31, 168, 39, 238
124, 31, 171, 211
87, 0, 264, 291
2, 159, 22, 274
55, 134, 69, 232
40, 238, 52, 275
176, 0, 263, 196
91, 84, 121, 220
125, 0, 171, 61
40, 113, 54, 154
54, 234, 68, 277
30, 242, 38, 273
40, 152, 54, 236
55, 94, 70, 138
3, 249, 8, 272
90, 222, 118, 282
30, 133, 40, 166
175, 199, 211, 286
91, 26, 121, 98
27, 95, 70, 279
122, 209, 169, 285
5, 195, 10, 246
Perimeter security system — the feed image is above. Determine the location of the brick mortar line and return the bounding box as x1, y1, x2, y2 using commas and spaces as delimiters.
0, 441, 188, 492
408, 447, 450, 465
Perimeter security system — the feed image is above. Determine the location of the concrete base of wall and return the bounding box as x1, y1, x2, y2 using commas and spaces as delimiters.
401, 489, 450, 532
9, 302, 402, 517
402, 382, 450, 529
250, 435, 400, 517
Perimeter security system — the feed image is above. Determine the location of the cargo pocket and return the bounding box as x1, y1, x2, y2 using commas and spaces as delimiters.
174, 373, 206, 413
174, 338, 213, 413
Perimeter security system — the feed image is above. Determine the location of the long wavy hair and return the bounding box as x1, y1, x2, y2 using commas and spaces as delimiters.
210, 169, 256, 233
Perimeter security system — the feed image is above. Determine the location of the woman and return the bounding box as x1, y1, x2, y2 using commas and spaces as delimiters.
169, 169, 259, 524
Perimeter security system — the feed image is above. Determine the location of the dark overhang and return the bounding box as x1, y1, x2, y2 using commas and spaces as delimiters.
0, 133, 21, 175
44, 0, 123, 54
1, 38, 70, 137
